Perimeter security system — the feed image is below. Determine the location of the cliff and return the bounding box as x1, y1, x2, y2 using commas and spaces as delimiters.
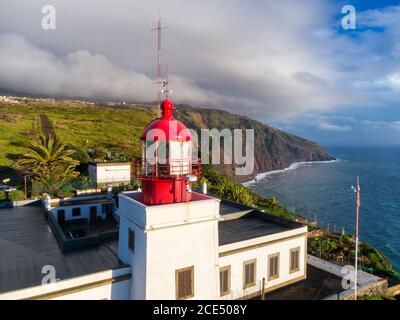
174, 105, 335, 181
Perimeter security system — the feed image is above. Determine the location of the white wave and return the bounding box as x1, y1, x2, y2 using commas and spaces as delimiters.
242, 159, 340, 187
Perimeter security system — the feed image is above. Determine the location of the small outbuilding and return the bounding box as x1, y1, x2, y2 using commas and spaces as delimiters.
88, 162, 131, 186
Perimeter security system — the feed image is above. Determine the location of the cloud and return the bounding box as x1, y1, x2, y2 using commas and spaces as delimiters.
318, 121, 352, 132
0, 1, 399, 123
0, 33, 155, 101
361, 119, 400, 130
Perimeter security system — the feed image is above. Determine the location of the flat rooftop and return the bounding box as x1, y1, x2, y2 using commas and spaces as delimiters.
52, 197, 113, 208
218, 205, 305, 246
253, 264, 344, 300
0, 205, 124, 294
219, 200, 253, 220
120, 193, 305, 246
123, 191, 215, 205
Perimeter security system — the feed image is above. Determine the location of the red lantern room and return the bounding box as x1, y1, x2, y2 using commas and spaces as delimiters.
137, 98, 201, 205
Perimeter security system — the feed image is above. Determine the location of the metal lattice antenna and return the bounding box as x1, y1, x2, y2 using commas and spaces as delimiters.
151, 15, 167, 117
162, 63, 173, 99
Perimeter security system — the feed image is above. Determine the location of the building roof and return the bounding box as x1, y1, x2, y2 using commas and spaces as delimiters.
51, 197, 113, 208
219, 199, 253, 220
218, 202, 305, 246
0, 205, 124, 294
88, 161, 131, 166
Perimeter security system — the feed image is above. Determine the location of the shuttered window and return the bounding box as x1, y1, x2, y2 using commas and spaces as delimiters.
268, 253, 280, 280
290, 247, 300, 273
243, 259, 256, 288
128, 229, 135, 253
219, 266, 231, 296
176, 266, 194, 299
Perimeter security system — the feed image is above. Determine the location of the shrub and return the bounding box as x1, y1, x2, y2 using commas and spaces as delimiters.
0, 190, 25, 201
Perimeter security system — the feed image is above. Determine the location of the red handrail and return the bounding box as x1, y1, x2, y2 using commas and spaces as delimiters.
132, 158, 201, 179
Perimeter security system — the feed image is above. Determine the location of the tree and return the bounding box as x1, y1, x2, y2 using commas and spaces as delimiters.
17, 135, 79, 196
267, 196, 279, 212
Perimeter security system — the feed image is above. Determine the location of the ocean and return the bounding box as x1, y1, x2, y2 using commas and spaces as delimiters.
245, 146, 400, 271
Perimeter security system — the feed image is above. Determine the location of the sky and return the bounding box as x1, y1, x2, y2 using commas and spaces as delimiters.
0, 0, 400, 146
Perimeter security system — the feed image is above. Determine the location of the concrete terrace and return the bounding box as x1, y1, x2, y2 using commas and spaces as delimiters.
0, 205, 125, 294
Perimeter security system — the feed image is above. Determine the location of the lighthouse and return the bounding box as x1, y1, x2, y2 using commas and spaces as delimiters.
117, 99, 220, 300
138, 98, 200, 205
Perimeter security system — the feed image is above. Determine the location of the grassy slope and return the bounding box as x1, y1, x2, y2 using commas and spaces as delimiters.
0, 100, 157, 169
0, 100, 333, 170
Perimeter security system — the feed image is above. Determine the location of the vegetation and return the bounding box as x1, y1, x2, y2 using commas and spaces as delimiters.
175, 104, 334, 181
0, 99, 333, 180
0, 190, 25, 201
16, 134, 80, 197
358, 295, 396, 300
308, 234, 396, 276
197, 164, 297, 219
0, 100, 157, 169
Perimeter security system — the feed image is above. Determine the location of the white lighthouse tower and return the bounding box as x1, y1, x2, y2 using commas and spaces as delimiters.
117, 97, 221, 300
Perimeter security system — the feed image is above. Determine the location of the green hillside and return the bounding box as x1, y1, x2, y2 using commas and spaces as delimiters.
0, 98, 333, 180
0, 100, 156, 170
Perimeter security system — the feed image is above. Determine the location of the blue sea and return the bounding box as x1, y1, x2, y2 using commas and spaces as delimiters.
246, 146, 400, 271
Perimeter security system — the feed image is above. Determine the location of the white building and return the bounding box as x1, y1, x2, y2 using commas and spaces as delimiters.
0, 192, 307, 300
88, 162, 131, 186
117, 191, 307, 300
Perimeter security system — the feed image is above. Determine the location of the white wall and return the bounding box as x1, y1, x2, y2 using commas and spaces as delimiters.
50, 201, 113, 222
117, 192, 220, 300
218, 234, 307, 300
89, 164, 131, 184
118, 216, 147, 300
145, 219, 219, 299
0, 268, 131, 300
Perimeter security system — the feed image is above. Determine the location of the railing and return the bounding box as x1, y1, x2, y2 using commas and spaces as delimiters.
132, 158, 201, 179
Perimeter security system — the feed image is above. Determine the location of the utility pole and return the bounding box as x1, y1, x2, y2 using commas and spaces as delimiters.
24, 176, 27, 198
261, 277, 265, 300
354, 176, 361, 300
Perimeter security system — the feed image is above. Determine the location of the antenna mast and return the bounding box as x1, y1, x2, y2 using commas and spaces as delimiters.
151, 16, 167, 117
162, 63, 172, 99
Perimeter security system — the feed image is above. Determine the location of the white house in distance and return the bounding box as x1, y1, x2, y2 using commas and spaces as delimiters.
88, 161, 131, 186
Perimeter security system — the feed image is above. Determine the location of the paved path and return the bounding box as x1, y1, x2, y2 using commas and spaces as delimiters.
39, 114, 54, 137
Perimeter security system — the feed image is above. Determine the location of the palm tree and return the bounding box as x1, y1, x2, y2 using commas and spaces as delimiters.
17, 135, 79, 195
267, 196, 279, 212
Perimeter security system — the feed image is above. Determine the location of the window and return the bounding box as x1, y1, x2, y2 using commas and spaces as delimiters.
128, 229, 135, 253
219, 266, 231, 297
72, 208, 81, 217
243, 259, 256, 288
176, 266, 194, 300
268, 253, 280, 281
290, 247, 300, 273
57, 210, 65, 225
90, 206, 97, 220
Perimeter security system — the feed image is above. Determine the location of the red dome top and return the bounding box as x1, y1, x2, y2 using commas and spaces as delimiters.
141, 98, 192, 141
